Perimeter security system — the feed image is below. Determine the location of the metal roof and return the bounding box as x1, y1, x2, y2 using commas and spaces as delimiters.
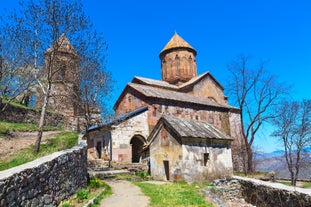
161, 115, 231, 140
88, 106, 148, 132
128, 82, 234, 109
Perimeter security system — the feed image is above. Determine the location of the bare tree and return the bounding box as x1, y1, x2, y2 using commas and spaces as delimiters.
0, 17, 36, 111
2, 0, 112, 153
227, 56, 288, 174
78, 32, 113, 130
272, 100, 311, 186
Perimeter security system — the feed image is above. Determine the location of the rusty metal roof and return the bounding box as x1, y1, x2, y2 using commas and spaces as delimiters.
162, 115, 231, 140
128, 82, 234, 109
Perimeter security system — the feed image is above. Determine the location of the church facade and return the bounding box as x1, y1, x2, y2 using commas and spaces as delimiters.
87, 33, 244, 178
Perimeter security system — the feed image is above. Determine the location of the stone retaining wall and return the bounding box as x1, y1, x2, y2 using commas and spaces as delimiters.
234, 176, 311, 207
0, 140, 88, 207
0, 101, 64, 127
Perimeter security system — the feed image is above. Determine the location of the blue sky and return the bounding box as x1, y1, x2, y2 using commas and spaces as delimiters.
1, 0, 311, 152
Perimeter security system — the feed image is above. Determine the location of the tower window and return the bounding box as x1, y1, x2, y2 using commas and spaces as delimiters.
59, 65, 66, 79
162, 60, 167, 79
175, 55, 180, 76
189, 56, 193, 75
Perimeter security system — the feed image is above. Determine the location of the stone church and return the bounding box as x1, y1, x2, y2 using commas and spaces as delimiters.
87, 33, 244, 180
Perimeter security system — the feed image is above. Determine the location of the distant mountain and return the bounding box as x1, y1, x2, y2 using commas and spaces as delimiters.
255, 147, 311, 159
254, 147, 311, 180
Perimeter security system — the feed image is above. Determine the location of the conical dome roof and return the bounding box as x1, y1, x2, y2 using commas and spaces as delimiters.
46, 33, 78, 56
160, 32, 196, 57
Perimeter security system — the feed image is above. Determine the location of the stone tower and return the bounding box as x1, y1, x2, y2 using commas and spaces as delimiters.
159, 32, 197, 85
36, 34, 82, 123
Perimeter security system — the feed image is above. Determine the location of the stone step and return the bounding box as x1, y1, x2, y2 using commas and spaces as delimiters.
88, 169, 130, 178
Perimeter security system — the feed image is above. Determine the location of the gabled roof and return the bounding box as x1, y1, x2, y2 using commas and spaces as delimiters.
179, 72, 225, 91
132, 76, 179, 90
160, 32, 196, 56
126, 82, 234, 109
88, 106, 148, 132
46, 33, 78, 56
114, 71, 236, 110
132, 72, 224, 91
148, 115, 232, 142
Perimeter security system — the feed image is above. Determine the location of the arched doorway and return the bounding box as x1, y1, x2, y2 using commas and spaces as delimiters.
130, 135, 145, 163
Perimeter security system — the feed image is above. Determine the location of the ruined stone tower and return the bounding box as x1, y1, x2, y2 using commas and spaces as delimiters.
36, 34, 82, 128
159, 32, 197, 85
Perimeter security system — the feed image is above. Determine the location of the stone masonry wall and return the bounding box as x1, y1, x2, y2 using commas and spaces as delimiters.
0, 101, 64, 127
235, 176, 311, 207
0, 140, 88, 207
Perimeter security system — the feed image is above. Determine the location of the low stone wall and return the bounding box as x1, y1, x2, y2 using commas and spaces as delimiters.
234, 176, 311, 207
0, 140, 88, 207
0, 101, 64, 127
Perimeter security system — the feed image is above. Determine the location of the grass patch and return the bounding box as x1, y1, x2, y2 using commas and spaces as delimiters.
0, 121, 61, 135
1, 96, 35, 110
302, 182, 311, 188
134, 181, 214, 207
278, 180, 291, 186
60, 178, 112, 207
0, 131, 78, 171
278, 180, 311, 188
234, 171, 269, 178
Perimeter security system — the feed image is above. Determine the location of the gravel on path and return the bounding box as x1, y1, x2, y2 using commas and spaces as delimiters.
100, 179, 150, 207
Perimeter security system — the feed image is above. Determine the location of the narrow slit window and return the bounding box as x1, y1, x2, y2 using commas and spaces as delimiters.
203, 153, 209, 166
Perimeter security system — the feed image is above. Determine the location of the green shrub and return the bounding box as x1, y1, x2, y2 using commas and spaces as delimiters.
89, 177, 101, 189
134, 172, 150, 179
76, 189, 89, 201
93, 197, 100, 204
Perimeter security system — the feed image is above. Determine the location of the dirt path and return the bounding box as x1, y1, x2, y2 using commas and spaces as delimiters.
0, 131, 61, 160
100, 179, 150, 207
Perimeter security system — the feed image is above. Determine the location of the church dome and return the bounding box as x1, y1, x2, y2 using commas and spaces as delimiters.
159, 32, 196, 59
160, 32, 197, 85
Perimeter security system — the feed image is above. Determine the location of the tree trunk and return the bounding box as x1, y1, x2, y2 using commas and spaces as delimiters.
84, 85, 90, 131
291, 172, 297, 186
246, 144, 254, 174
34, 87, 50, 153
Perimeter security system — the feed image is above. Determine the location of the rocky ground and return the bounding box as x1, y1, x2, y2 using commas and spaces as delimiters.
205, 179, 255, 207
0, 131, 61, 160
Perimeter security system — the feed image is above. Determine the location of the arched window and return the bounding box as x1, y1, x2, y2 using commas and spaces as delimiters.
59, 64, 66, 80
162, 60, 167, 79
208, 96, 217, 103
181, 56, 187, 75
189, 55, 193, 75
175, 55, 180, 76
